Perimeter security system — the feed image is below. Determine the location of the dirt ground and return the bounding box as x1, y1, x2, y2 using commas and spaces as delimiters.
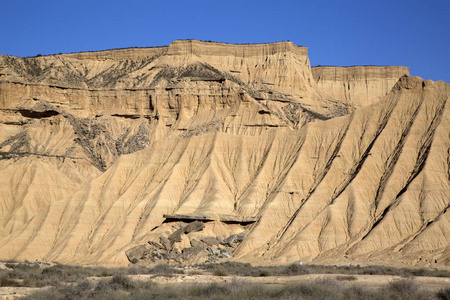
0, 287, 48, 300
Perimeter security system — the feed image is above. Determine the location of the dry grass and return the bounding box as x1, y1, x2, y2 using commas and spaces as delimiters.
335, 275, 358, 281
1, 261, 448, 300
198, 262, 450, 278
436, 287, 450, 300
22, 276, 439, 300
0, 261, 183, 288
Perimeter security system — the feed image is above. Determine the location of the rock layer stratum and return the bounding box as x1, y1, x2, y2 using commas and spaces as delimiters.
0, 40, 448, 268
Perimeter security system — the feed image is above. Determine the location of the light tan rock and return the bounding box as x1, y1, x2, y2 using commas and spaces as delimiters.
0, 41, 448, 269
312, 66, 409, 107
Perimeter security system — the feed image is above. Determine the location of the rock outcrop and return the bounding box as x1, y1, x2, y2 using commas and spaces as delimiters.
312, 66, 410, 107
0, 40, 448, 269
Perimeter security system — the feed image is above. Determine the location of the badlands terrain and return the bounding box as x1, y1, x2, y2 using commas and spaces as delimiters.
0, 40, 448, 269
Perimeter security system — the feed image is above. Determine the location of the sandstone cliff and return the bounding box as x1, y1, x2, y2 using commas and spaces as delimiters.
0, 40, 448, 268
0, 40, 352, 170
312, 66, 410, 107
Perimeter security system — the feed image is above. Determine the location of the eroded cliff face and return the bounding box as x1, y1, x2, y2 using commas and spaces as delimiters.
0, 41, 448, 268
312, 66, 410, 107
0, 41, 351, 170
0, 40, 345, 116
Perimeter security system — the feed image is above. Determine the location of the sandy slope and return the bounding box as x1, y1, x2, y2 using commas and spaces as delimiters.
0, 41, 448, 267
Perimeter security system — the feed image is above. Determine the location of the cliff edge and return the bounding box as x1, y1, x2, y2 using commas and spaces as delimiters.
312, 66, 410, 107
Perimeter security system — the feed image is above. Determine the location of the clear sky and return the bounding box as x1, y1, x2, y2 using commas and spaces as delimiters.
1, 0, 449, 82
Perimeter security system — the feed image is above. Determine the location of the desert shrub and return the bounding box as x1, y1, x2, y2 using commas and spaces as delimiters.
41, 266, 63, 276
129, 280, 188, 299
401, 267, 450, 278
200, 262, 253, 275
279, 262, 311, 275
198, 262, 435, 278
1, 261, 187, 289
403, 268, 427, 277
284, 282, 315, 297
377, 278, 431, 300
299, 264, 450, 278
118, 265, 145, 275
187, 269, 203, 275
342, 285, 374, 299
436, 287, 450, 300
6, 260, 447, 300
335, 275, 357, 281
189, 282, 230, 297
314, 277, 344, 291
23, 277, 439, 300
94, 278, 113, 292
433, 269, 450, 278
93, 274, 136, 292
5, 262, 40, 270
22, 288, 65, 300
199, 262, 288, 277
258, 269, 271, 276
0, 273, 20, 287
213, 268, 228, 276
76, 279, 92, 291
148, 263, 184, 275
110, 274, 136, 290
24, 284, 128, 300
276, 278, 345, 300
387, 278, 419, 294
9, 264, 109, 287
359, 265, 400, 276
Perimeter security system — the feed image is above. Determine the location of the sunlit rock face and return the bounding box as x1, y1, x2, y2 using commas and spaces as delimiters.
311, 65, 410, 107
0, 40, 448, 268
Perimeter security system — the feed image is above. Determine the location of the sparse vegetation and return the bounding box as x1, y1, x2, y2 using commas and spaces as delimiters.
21, 275, 441, 300
147, 263, 184, 275
436, 286, 450, 300
187, 269, 203, 275
1, 261, 448, 299
109, 274, 136, 290
212, 268, 229, 276
335, 275, 357, 281
197, 262, 450, 278
0, 261, 183, 288
279, 262, 311, 275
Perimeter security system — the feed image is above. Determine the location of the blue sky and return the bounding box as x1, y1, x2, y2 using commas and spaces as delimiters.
1, 0, 449, 82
